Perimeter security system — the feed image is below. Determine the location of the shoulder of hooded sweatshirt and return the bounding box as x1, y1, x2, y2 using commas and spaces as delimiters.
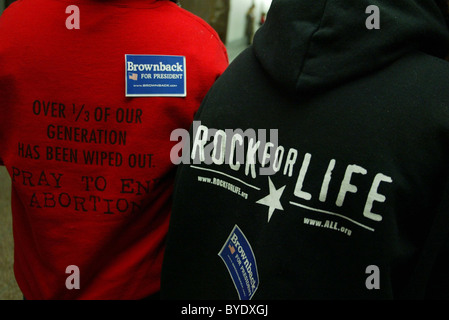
418, 52, 449, 76
420, 54, 449, 99
404, 52, 449, 83
388, 52, 449, 99
410, 53, 449, 128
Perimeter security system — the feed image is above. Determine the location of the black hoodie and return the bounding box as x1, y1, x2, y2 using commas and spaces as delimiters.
161, 0, 449, 299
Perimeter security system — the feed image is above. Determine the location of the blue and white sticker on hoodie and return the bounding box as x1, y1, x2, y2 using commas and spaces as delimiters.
125, 54, 186, 97
219, 225, 259, 300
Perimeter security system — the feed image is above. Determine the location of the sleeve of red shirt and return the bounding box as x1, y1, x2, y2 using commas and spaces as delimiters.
178, 6, 229, 114
0, 79, 5, 166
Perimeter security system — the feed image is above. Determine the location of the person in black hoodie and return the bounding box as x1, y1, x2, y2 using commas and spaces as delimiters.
161, 0, 449, 299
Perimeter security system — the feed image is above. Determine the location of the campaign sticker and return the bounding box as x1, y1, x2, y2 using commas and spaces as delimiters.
218, 225, 259, 300
125, 54, 186, 97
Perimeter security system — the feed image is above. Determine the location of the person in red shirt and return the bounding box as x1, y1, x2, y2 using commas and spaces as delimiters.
0, 0, 228, 300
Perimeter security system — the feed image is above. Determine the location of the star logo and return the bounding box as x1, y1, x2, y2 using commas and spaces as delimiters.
256, 177, 286, 223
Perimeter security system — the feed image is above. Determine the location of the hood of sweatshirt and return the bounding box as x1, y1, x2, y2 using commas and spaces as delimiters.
252, 0, 449, 94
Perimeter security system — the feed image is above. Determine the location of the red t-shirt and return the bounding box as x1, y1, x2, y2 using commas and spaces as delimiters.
0, 0, 228, 299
